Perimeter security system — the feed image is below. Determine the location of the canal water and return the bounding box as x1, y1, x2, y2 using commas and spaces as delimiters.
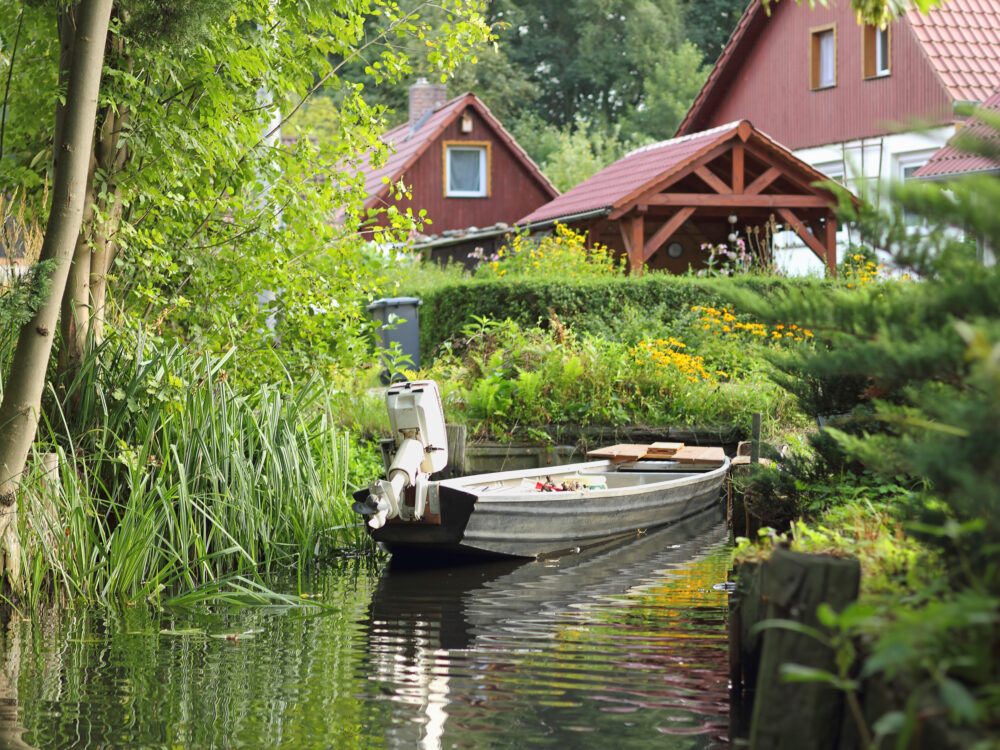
2, 509, 732, 749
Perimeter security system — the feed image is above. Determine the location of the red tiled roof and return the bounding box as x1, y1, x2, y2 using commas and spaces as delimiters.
519, 120, 851, 226
914, 86, 1000, 177
362, 93, 557, 209
906, 0, 1000, 103
679, 0, 1000, 137
519, 123, 744, 225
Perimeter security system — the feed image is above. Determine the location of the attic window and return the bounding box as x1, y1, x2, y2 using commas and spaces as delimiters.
863, 25, 890, 78
444, 141, 490, 198
810, 24, 836, 90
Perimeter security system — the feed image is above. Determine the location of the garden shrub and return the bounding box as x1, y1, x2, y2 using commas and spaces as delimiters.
414, 273, 818, 359
425, 316, 802, 439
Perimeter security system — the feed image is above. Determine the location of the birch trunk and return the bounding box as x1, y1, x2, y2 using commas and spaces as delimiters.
59, 33, 130, 376
0, 0, 114, 521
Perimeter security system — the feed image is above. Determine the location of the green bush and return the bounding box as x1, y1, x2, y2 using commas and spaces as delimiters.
414, 272, 817, 360
426, 316, 801, 439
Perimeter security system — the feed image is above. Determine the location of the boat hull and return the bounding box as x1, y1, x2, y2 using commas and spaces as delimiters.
362, 458, 730, 563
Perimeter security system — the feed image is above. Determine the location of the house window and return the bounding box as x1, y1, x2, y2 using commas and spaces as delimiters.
863, 25, 890, 78
444, 141, 490, 197
810, 25, 837, 89
898, 154, 931, 227
815, 161, 845, 184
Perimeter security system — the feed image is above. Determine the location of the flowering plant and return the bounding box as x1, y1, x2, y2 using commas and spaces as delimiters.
474, 223, 624, 279
698, 239, 753, 277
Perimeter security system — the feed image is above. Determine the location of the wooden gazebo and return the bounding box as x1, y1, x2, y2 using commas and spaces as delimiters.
519, 121, 851, 276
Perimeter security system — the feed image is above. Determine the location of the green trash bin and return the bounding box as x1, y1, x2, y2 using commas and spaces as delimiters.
367, 297, 422, 383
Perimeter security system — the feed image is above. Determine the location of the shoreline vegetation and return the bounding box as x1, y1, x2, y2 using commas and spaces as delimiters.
8, 333, 372, 610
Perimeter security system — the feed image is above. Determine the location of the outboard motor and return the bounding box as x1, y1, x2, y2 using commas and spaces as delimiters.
353, 380, 449, 529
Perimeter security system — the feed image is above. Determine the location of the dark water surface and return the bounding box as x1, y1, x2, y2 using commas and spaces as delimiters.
3, 510, 732, 749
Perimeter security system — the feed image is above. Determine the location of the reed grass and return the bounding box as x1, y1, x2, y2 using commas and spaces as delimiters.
13, 332, 374, 607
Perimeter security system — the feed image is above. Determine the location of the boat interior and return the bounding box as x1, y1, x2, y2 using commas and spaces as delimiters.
454, 463, 710, 495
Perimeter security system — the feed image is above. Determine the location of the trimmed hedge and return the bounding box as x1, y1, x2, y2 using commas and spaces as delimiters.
414, 274, 821, 360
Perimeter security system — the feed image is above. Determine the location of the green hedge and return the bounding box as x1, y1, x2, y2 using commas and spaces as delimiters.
414, 274, 821, 360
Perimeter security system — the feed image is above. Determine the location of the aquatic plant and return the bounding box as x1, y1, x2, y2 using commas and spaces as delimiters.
13, 332, 372, 608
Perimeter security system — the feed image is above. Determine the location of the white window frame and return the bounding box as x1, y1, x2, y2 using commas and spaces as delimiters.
444, 142, 490, 198
814, 161, 845, 184
875, 27, 890, 76
897, 151, 935, 228
864, 25, 891, 78
897, 151, 938, 182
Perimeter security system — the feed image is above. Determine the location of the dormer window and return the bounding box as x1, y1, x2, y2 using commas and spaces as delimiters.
444, 141, 490, 198
863, 25, 890, 78
810, 24, 837, 89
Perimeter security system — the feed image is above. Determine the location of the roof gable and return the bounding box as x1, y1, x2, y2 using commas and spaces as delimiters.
519, 120, 845, 226
519, 122, 742, 225
678, 0, 1000, 140
362, 93, 557, 209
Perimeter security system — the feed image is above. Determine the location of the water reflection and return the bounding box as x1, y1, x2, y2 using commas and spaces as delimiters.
0, 614, 37, 750
361, 508, 731, 749
6, 509, 732, 749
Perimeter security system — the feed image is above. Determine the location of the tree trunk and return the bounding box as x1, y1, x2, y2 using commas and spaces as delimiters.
59, 33, 130, 378
88, 92, 130, 345
59, 156, 97, 377
0, 0, 113, 517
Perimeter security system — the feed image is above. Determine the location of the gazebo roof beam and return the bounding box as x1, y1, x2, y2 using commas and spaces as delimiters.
694, 166, 733, 194
745, 166, 782, 195
642, 207, 696, 261
647, 194, 830, 208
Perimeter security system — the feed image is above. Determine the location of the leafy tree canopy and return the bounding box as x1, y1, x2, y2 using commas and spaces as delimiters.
0, 0, 492, 385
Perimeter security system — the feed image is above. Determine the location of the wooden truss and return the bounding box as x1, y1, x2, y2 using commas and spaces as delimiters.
588, 122, 842, 276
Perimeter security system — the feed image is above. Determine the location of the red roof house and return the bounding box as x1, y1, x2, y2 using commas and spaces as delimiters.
673, 0, 1000, 273
519, 120, 851, 275
678, 0, 1000, 150
914, 87, 1000, 179
358, 81, 558, 240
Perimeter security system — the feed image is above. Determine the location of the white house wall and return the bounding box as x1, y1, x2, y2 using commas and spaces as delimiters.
771, 126, 957, 276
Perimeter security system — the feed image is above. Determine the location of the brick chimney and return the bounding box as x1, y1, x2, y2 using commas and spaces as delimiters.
409, 77, 448, 128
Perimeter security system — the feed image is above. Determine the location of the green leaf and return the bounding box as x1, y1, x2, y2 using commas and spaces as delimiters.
939, 678, 979, 723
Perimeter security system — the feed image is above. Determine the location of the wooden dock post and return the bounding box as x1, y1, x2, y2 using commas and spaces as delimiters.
445, 424, 467, 478
746, 549, 861, 750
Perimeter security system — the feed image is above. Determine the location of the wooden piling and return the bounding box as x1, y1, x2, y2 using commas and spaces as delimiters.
444, 424, 467, 478
746, 549, 861, 750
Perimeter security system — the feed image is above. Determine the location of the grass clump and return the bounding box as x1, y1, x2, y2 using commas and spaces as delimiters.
14, 332, 372, 608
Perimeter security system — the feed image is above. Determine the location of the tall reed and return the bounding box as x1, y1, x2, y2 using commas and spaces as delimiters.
15, 332, 372, 607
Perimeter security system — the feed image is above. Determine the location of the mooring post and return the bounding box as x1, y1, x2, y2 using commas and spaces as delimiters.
445, 424, 467, 478
747, 549, 861, 750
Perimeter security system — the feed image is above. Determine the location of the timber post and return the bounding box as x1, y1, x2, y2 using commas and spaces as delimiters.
732, 549, 861, 749
444, 424, 467, 478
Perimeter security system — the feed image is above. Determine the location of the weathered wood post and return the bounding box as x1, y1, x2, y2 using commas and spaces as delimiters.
746, 549, 861, 750
444, 424, 467, 478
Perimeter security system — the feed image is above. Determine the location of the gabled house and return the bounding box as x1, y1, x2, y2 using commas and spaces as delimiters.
677, 0, 1000, 273
519, 120, 851, 275
914, 87, 1000, 182
914, 86, 1000, 266
359, 80, 558, 261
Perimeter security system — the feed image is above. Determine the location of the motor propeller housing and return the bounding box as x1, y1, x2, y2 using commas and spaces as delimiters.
357, 380, 449, 528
